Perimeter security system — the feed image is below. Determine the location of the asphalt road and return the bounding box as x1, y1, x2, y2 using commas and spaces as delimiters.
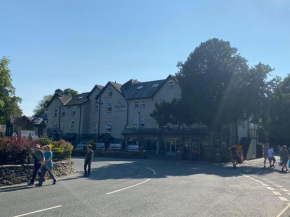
1, 156, 290, 217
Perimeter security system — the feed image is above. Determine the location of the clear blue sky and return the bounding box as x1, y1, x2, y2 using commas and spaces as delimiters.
1, 0, 290, 116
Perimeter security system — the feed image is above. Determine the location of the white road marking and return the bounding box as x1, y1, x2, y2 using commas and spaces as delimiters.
243, 175, 250, 178
287, 192, 290, 196
276, 203, 290, 217
13, 205, 62, 217
254, 180, 261, 183
281, 188, 289, 192
263, 179, 268, 181
267, 187, 275, 191
279, 197, 289, 202
106, 179, 151, 195
262, 184, 269, 186
275, 185, 283, 188
273, 191, 282, 196
188, 168, 199, 170
146, 167, 156, 175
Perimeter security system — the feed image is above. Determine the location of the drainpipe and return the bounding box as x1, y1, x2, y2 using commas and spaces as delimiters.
137, 112, 140, 129
78, 105, 82, 143
97, 95, 102, 142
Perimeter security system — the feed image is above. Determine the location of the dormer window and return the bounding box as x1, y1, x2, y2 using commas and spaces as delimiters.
107, 88, 112, 97
152, 83, 159, 88
168, 81, 174, 87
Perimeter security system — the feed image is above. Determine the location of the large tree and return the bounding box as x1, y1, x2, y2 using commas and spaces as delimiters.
0, 57, 22, 123
152, 39, 277, 134
33, 88, 78, 117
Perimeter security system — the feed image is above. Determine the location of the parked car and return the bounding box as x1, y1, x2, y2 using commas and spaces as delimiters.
127, 145, 140, 152
108, 143, 122, 150
75, 144, 86, 150
96, 143, 105, 150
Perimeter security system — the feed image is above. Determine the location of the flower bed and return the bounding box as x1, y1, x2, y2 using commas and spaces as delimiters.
0, 136, 74, 165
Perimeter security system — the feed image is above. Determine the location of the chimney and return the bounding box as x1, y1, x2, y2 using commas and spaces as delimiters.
55, 89, 63, 97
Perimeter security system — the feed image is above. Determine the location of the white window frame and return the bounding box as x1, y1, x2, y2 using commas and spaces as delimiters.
107, 88, 112, 97
140, 119, 145, 127
54, 108, 58, 117
61, 123, 64, 131
141, 100, 145, 108
133, 119, 138, 128
107, 102, 112, 112
93, 124, 98, 132
53, 123, 58, 129
70, 120, 75, 130
71, 107, 76, 116
106, 123, 112, 133
168, 80, 174, 87
134, 100, 139, 108
95, 91, 99, 98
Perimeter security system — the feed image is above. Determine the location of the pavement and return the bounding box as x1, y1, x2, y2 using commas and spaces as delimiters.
1, 156, 290, 217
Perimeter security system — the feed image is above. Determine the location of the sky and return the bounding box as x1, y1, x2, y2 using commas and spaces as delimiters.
1, 0, 290, 116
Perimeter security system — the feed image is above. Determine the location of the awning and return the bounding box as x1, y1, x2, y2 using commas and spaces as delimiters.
63, 133, 76, 140
99, 133, 114, 140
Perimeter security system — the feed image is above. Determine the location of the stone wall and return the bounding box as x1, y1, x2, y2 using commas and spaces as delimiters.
0, 159, 75, 187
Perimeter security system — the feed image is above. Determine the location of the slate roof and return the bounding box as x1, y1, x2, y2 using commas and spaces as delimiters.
124, 79, 165, 100
65, 92, 90, 106
87, 84, 104, 98
109, 82, 123, 94
58, 96, 72, 105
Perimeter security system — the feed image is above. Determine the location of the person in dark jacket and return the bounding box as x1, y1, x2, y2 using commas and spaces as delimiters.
28, 144, 44, 186
280, 145, 289, 172
84, 145, 94, 177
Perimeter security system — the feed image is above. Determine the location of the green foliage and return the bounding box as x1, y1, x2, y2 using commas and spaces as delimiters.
51, 139, 74, 152
63, 88, 78, 97
0, 57, 22, 123
87, 140, 96, 150
33, 95, 53, 117
39, 135, 52, 146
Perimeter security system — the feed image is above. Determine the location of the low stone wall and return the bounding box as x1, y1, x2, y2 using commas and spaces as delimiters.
0, 159, 75, 187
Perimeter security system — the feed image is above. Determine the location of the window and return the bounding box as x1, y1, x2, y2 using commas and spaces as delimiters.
61, 108, 65, 116
176, 97, 181, 101
152, 83, 159, 88
140, 119, 145, 127
95, 91, 99, 98
71, 107, 76, 116
107, 102, 112, 112
61, 123, 64, 131
95, 105, 99, 113
106, 123, 112, 133
168, 81, 174, 87
93, 124, 98, 132
134, 100, 139, 108
70, 120, 75, 130
133, 120, 138, 128
141, 100, 145, 108
137, 86, 144, 90
53, 123, 58, 129
54, 108, 58, 117
107, 88, 112, 97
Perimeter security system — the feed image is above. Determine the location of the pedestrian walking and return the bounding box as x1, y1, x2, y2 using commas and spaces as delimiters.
84, 144, 94, 177
229, 143, 239, 169
280, 145, 289, 172
268, 145, 276, 168
37, 145, 56, 187
263, 143, 269, 168
28, 144, 44, 186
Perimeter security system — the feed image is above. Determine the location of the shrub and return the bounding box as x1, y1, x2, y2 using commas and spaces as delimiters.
87, 140, 96, 150
39, 136, 51, 146
52, 140, 74, 152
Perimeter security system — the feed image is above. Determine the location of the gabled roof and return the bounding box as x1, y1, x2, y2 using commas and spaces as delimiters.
11, 115, 45, 125
65, 92, 90, 106
46, 94, 71, 108
87, 84, 104, 99
96, 81, 124, 100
